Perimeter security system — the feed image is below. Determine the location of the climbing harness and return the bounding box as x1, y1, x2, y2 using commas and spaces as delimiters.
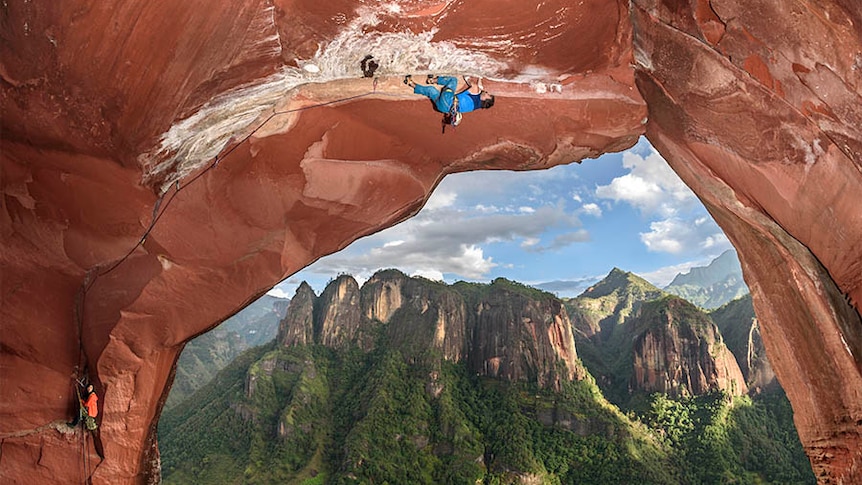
421, 74, 463, 133
73, 382, 99, 431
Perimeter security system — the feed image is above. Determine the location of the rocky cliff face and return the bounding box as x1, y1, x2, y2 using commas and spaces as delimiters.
467, 280, 583, 389
567, 270, 747, 402
362, 270, 408, 325
710, 295, 776, 392
316, 275, 364, 350
364, 271, 467, 363
278, 282, 316, 347
630, 298, 747, 398
278, 272, 581, 390
3, 0, 861, 482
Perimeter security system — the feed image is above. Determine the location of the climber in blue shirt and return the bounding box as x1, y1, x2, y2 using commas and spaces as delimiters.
404, 74, 495, 131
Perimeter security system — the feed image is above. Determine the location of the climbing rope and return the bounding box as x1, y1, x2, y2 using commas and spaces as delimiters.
68, 83, 393, 476
81, 425, 91, 485
82, 87, 387, 289
71, 380, 94, 484
72, 86, 388, 363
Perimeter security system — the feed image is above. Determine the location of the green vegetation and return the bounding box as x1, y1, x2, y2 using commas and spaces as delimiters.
565, 276, 735, 407
633, 296, 714, 333
159, 344, 270, 484
453, 277, 556, 303
166, 328, 248, 408
161, 340, 812, 484
563, 268, 666, 340
640, 391, 813, 484
165, 295, 283, 408
160, 270, 811, 484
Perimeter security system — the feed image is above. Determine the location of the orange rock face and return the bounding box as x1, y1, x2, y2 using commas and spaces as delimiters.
1, 0, 859, 483
630, 298, 748, 398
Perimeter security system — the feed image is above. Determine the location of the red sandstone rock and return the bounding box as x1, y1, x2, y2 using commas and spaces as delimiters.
631, 2, 862, 481
1, 0, 860, 483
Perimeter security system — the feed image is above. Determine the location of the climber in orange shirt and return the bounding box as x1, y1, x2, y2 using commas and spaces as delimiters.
68, 382, 99, 429
82, 384, 98, 418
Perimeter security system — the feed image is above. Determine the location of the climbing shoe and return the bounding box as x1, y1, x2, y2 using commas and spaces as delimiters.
403, 75, 413, 86
426, 74, 437, 84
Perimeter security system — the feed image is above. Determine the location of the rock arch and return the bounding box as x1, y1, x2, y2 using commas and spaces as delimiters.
1, 0, 860, 483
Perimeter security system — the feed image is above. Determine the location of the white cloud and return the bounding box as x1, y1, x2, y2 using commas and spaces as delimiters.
521, 237, 541, 248
411, 268, 444, 281
474, 204, 499, 213
527, 184, 544, 196
596, 141, 731, 257
519, 206, 536, 213
524, 230, 590, 253
293, 199, 584, 284
595, 145, 696, 218
580, 203, 602, 217
640, 217, 730, 255
700, 233, 729, 250
429, 169, 562, 202
266, 287, 293, 299
425, 190, 457, 211
641, 219, 685, 253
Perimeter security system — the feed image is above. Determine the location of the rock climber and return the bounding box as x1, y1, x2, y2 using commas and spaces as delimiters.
68, 382, 99, 430
361, 54, 379, 78
404, 74, 495, 132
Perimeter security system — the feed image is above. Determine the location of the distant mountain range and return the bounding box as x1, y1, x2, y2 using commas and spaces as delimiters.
663, 249, 748, 309
165, 249, 753, 411
535, 249, 749, 310
564, 268, 763, 407
164, 294, 287, 408
160, 269, 812, 484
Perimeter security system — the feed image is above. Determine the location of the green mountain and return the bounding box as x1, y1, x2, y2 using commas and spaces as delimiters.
710, 294, 776, 392
223, 294, 289, 347
165, 294, 287, 408
565, 270, 746, 407
566, 267, 666, 339
160, 271, 813, 484
160, 272, 674, 484
664, 249, 748, 309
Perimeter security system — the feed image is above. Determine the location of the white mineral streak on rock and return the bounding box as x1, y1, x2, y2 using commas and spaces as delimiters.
141, 2, 509, 193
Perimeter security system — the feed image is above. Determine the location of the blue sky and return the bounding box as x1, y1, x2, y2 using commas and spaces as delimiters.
268, 137, 733, 299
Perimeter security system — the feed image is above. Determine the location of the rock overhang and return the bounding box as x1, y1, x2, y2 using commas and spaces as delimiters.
1, 0, 861, 483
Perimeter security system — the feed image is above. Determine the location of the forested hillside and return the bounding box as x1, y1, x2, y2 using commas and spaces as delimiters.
160, 271, 813, 484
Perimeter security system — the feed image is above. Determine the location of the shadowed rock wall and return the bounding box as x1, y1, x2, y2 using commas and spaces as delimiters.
1, 0, 860, 483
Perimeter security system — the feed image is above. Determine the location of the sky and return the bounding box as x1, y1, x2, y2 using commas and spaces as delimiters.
268, 137, 734, 299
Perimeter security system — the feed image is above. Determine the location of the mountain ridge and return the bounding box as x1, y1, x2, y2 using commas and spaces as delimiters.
278, 270, 585, 390
664, 250, 748, 309
160, 269, 812, 484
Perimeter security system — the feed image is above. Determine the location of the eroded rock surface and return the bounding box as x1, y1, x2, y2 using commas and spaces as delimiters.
1, 0, 860, 483
631, 2, 862, 482
630, 297, 748, 398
